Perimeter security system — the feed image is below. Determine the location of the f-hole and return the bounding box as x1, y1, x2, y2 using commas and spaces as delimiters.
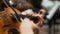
8, 29, 20, 34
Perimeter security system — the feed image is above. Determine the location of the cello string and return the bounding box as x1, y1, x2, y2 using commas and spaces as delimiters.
3, 0, 21, 23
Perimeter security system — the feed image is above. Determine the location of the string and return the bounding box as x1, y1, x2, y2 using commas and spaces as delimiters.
3, 0, 21, 23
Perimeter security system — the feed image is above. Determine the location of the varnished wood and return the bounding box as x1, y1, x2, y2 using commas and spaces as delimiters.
11, 0, 33, 11
0, 6, 22, 34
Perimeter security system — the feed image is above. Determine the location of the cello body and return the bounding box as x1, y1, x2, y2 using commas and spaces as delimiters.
0, 7, 21, 34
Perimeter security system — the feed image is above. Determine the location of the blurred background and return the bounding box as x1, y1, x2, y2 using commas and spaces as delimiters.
40, 0, 60, 34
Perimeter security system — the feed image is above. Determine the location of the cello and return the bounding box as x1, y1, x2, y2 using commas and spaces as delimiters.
0, 0, 22, 34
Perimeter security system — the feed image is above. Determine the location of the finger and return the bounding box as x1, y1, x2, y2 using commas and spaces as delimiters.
20, 18, 24, 22
32, 23, 40, 30
24, 18, 30, 21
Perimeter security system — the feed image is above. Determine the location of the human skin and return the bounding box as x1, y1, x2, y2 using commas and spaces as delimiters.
19, 9, 46, 34
20, 18, 39, 34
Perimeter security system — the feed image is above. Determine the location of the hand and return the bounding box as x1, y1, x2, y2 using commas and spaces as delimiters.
20, 18, 40, 34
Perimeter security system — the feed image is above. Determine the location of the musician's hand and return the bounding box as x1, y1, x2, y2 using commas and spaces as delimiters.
31, 9, 46, 27
36, 9, 46, 27
20, 18, 39, 29
20, 18, 40, 34
39, 9, 46, 17
22, 9, 34, 15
